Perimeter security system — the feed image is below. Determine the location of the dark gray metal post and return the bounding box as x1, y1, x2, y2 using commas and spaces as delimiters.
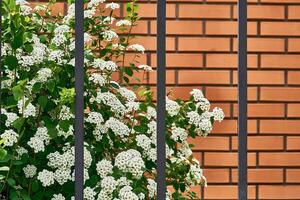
238, 0, 248, 199
157, 0, 166, 199
75, 0, 84, 199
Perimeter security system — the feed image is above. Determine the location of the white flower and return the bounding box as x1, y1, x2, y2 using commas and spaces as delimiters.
49, 50, 65, 64
135, 134, 151, 151
127, 44, 145, 53
105, 2, 120, 10
212, 107, 225, 122
96, 159, 113, 178
54, 168, 72, 185
36, 68, 52, 83
166, 97, 180, 117
190, 89, 204, 101
86, 112, 104, 125
115, 149, 145, 178
101, 176, 117, 194
35, 127, 50, 145
119, 87, 136, 102
4, 112, 18, 127
87, 0, 105, 8
84, 187, 96, 200
147, 179, 157, 198
37, 170, 55, 187
28, 136, 45, 153
146, 107, 156, 119
23, 164, 37, 178
102, 30, 118, 41
116, 20, 132, 26
96, 92, 126, 115
17, 98, 36, 118
89, 73, 106, 86
137, 64, 152, 72
118, 186, 139, 200
51, 194, 65, 200
105, 117, 130, 138
92, 59, 118, 71
84, 7, 96, 18
171, 127, 187, 142
16, 147, 28, 159
197, 98, 211, 112
59, 105, 74, 120
1, 130, 18, 146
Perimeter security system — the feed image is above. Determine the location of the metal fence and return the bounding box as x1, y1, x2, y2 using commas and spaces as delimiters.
0, 0, 248, 199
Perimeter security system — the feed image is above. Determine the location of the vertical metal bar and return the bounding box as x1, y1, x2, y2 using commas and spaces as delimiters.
238, 0, 248, 199
75, 0, 84, 199
157, 0, 166, 199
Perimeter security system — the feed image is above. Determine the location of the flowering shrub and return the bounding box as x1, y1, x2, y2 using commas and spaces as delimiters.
0, 0, 224, 199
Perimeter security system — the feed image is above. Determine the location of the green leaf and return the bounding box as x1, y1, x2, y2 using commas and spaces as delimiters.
7, 178, 16, 187
47, 127, 58, 139
38, 96, 48, 108
12, 117, 25, 132
0, 149, 7, 160
31, 180, 40, 193
45, 81, 55, 92
59, 120, 70, 132
24, 44, 33, 52
124, 67, 133, 77
5, 55, 18, 70
12, 85, 23, 101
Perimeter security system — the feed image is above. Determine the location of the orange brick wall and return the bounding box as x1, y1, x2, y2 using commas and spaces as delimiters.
33, 0, 300, 199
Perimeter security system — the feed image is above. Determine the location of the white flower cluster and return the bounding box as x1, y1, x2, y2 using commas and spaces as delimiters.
115, 149, 145, 178
37, 170, 55, 187
17, 97, 36, 118
92, 59, 118, 71
52, 25, 70, 46
138, 64, 153, 72
86, 112, 104, 125
116, 19, 132, 27
119, 87, 137, 102
27, 127, 50, 153
51, 194, 65, 200
166, 97, 180, 116
96, 92, 126, 115
1, 109, 18, 127
89, 73, 107, 86
23, 164, 37, 178
96, 159, 113, 178
127, 44, 145, 53
0, 129, 18, 146
171, 126, 187, 142
102, 30, 118, 41
105, 117, 130, 139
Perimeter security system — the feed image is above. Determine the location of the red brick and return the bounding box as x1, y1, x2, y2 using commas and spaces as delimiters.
260, 87, 300, 102
234, 103, 285, 118
204, 186, 256, 200
206, 54, 258, 68
151, 53, 203, 68
212, 119, 257, 134
288, 71, 300, 84
233, 71, 285, 85
261, 55, 300, 69
29, 2, 65, 16
234, 5, 285, 19
189, 137, 230, 151
179, 4, 231, 19
232, 169, 283, 183
261, 22, 300, 36
204, 152, 257, 167
132, 37, 175, 51
205, 21, 257, 35
287, 137, 300, 150
259, 153, 300, 166
232, 136, 284, 150
259, 185, 300, 199
289, 6, 300, 19
203, 169, 230, 183
287, 104, 300, 117
206, 87, 258, 101
288, 39, 300, 52
151, 21, 202, 35
287, 169, 300, 183
260, 120, 300, 134
178, 70, 230, 84
178, 37, 230, 52
233, 38, 285, 52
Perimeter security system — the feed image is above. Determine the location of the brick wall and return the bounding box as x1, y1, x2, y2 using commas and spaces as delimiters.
32, 0, 300, 199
